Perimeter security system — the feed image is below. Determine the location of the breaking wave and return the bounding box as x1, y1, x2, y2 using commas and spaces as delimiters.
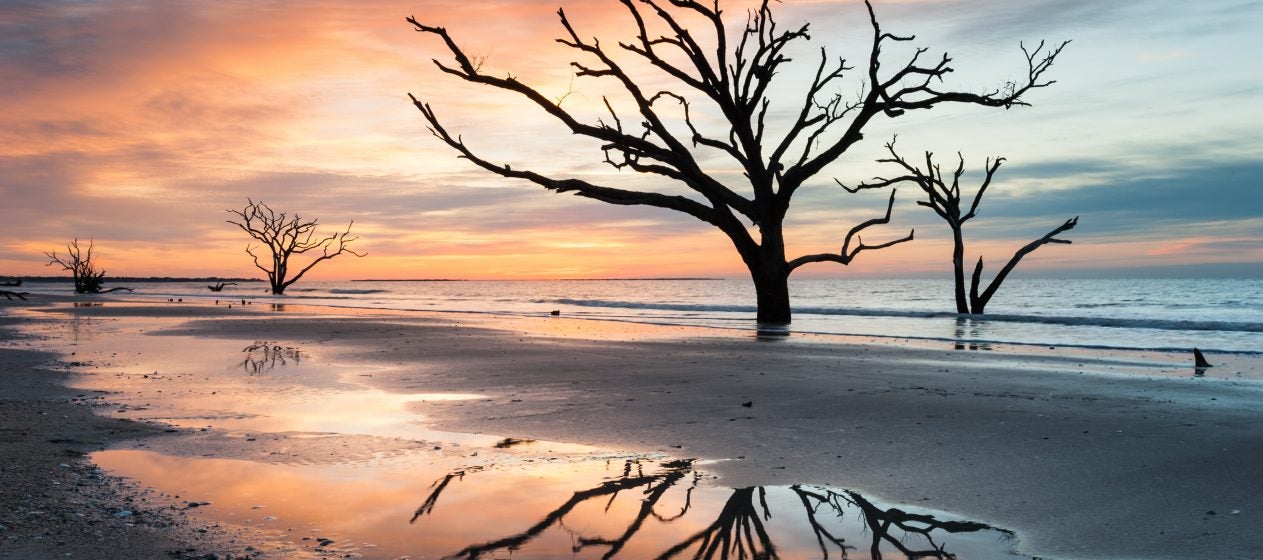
552, 298, 1263, 334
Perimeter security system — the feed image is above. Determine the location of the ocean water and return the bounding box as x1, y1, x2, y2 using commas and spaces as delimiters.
18, 277, 1263, 354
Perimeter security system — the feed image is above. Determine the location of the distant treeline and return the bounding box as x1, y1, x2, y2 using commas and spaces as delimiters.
351, 278, 721, 282
5, 277, 262, 283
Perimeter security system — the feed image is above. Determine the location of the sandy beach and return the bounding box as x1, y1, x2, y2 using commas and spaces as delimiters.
2, 297, 1261, 559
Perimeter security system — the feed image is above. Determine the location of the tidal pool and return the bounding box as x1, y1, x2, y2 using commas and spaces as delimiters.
34, 305, 1026, 558
93, 450, 1024, 559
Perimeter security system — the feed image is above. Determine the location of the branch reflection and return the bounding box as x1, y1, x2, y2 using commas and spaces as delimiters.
240, 341, 302, 374
412, 459, 1012, 559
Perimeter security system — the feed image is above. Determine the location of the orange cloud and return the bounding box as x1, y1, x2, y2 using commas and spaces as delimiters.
2, 0, 1258, 280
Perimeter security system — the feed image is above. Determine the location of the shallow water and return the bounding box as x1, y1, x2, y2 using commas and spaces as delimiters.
92, 450, 1025, 559
17, 305, 1029, 558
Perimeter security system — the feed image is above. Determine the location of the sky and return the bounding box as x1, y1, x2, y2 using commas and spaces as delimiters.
1, 0, 1260, 281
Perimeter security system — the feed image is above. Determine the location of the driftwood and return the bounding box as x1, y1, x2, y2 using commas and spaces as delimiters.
0, 290, 28, 301
208, 281, 237, 292
1194, 348, 1213, 368
0, 279, 21, 287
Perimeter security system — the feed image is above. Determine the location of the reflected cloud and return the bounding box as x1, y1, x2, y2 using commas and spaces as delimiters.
2, 0, 1259, 279
92, 446, 1021, 560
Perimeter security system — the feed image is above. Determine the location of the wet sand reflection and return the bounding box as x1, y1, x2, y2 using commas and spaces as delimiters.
93, 451, 1021, 559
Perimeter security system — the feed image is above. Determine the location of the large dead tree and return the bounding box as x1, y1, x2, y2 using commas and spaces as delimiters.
849, 140, 1077, 314
44, 238, 133, 294
408, 0, 1066, 324
227, 199, 365, 295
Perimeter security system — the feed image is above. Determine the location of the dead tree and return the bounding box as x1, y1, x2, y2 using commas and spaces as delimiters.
408, 0, 1066, 324
847, 140, 1077, 314
44, 239, 133, 294
226, 199, 365, 295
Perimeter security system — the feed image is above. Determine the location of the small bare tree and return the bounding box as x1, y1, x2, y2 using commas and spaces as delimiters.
44, 239, 133, 294
847, 140, 1077, 314
227, 199, 365, 295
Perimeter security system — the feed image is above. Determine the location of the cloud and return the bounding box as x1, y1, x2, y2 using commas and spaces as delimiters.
982, 160, 1263, 232
1, 0, 1260, 279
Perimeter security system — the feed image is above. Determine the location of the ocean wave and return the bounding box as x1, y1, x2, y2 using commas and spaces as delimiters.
552, 298, 1263, 334
328, 288, 390, 295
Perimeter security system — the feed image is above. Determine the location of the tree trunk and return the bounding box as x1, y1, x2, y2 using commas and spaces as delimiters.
752, 265, 791, 325
950, 225, 969, 314
272, 258, 286, 294
749, 228, 792, 325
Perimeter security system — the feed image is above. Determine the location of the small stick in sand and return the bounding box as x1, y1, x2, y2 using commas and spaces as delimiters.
1194, 348, 1213, 368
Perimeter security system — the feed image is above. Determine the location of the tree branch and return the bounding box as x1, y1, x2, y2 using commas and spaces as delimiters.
781, 1, 1067, 196
415, 100, 723, 226
787, 189, 914, 271
407, 11, 756, 219
970, 216, 1078, 312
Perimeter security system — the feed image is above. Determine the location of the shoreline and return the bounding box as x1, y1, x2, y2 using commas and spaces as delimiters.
13, 279, 1262, 356
3, 296, 1262, 558
0, 307, 267, 559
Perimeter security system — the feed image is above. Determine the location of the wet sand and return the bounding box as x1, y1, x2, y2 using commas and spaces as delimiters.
3, 298, 1262, 559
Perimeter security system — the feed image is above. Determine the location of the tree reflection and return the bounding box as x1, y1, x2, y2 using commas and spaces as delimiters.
412, 459, 1011, 560
953, 317, 993, 351
792, 487, 1005, 559
240, 341, 302, 374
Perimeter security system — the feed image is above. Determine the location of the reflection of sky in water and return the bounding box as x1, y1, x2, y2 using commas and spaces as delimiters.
93, 451, 1023, 559
158, 387, 492, 440
24, 303, 1029, 558
36, 313, 506, 443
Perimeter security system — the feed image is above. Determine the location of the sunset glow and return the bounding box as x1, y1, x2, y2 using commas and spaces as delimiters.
2, 0, 1259, 280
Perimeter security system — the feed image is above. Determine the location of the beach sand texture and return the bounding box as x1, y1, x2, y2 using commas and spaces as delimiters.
2, 299, 1262, 559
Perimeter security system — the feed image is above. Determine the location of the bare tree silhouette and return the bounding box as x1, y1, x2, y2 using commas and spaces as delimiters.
411, 459, 1008, 559
226, 199, 365, 295
44, 239, 133, 294
408, 0, 1066, 324
848, 140, 1077, 313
